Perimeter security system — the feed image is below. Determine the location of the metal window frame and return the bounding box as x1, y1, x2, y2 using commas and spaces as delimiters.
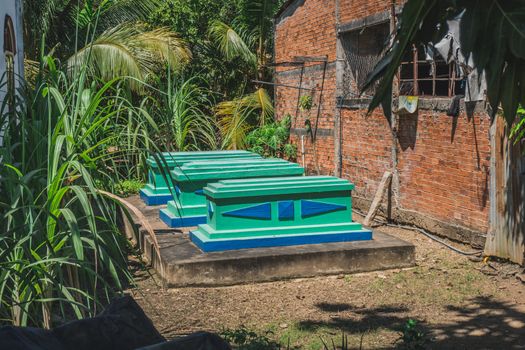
399, 46, 463, 97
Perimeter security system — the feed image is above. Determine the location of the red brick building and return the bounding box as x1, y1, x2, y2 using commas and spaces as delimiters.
274, 0, 525, 256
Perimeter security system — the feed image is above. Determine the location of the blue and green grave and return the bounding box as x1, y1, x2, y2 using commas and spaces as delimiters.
140, 150, 260, 205
159, 158, 304, 227
190, 176, 372, 252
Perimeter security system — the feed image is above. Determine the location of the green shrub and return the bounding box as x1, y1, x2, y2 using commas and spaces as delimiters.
221, 326, 280, 350
396, 319, 429, 350
246, 114, 297, 160
115, 180, 145, 197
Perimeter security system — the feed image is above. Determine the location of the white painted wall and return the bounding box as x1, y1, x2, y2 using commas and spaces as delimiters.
0, 0, 24, 145
0, 0, 24, 101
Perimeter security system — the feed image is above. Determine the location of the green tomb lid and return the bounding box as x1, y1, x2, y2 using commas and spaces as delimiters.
171, 158, 304, 182
146, 150, 260, 168
204, 176, 354, 199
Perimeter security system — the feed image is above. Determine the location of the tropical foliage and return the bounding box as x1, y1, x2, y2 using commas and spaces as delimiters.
246, 114, 297, 160
216, 88, 274, 149
0, 0, 287, 328
363, 0, 525, 128
68, 24, 191, 90
25, 0, 190, 89
0, 57, 156, 327
153, 73, 217, 151
208, 0, 285, 149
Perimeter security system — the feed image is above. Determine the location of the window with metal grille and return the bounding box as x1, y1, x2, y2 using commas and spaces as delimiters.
399, 45, 465, 97
340, 22, 390, 98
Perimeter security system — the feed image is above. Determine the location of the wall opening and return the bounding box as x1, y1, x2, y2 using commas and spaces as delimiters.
4, 14, 16, 114
340, 22, 390, 99
399, 45, 465, 97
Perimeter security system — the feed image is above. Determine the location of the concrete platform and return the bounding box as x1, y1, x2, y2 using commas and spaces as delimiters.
124, 195, 416, 287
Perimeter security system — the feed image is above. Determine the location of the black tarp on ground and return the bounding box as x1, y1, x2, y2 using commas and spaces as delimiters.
0, 296, 229, 350
137, 332, 231, 350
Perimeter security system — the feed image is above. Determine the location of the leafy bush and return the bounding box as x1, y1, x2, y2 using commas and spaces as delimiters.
115, 180, 145, 197
246, 114, 297, 160
396, 319, 429, 350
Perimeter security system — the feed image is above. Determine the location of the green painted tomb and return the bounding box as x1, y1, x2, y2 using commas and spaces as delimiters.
190, 176, 372, 252
140, 150, 260, 205
159, 158, 304, 227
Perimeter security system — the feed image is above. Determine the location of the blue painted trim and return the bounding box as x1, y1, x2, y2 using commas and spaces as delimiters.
195, 189, 205, 196
159, 209, 206, 228
223, 203, 272, 220
139, 189, 173, 206
175, 185, 181, 196
301, 200, 346, 218
190, 230, 373, 252
208, 202, 214, 219
278, 201, 294, 220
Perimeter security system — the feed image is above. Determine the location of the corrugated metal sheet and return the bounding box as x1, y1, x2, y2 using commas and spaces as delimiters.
485, 116, 525, 265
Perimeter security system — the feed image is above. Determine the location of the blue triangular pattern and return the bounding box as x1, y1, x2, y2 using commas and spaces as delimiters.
175, 185, 181, 197
301, 200, 346, 218
223, 203, 271, 220
278, 201, 294, 220
195, 189, 204, 196
208, 202, 214, 219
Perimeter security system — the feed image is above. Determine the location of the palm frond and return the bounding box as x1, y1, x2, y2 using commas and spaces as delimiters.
216, 88, 273, 149
133, 27, 192, 70
250, 88, 274, 126
96, 0, 163, 29
216, 99, 252, 150
209, 20, 257, 66
67, 23, 191, 91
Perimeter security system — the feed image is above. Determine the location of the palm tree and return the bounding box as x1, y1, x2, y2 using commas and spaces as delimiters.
209, 0, 282, 149
68, 24, 191, 91
24, 0, 191, 90
209, 0, 278, 81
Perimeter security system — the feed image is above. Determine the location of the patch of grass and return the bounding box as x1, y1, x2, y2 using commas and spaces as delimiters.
221, 325, 280, 349
395, 319, 429, 350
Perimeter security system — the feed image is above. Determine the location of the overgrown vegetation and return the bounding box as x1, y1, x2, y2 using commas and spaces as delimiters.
0, 0, 287, 328
246, 114, 296, 160
115, 179, 145, 197
152, 73, 217, 151
0, 58, 156, 327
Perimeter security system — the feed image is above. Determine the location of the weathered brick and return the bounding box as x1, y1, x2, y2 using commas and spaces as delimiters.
275, 0, 491, 236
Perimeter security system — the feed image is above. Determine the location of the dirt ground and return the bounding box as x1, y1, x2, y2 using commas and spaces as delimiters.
127, 215, 525, 349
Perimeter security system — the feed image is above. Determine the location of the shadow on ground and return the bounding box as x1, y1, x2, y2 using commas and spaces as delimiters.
298, 296, 525, 349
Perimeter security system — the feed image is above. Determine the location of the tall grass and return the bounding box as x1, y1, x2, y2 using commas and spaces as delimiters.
0, 56, 156, 328
153, 72, 217, 151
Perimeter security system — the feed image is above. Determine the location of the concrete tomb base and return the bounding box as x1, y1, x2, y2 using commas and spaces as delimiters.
125, 196, 415, 287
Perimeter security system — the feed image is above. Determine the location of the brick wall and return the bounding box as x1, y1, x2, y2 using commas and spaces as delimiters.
396, 111, 491, 232
340, 108, 393, 198
274, 0, 491, 242
275, 0, 337, 175
339, 0, 391, 24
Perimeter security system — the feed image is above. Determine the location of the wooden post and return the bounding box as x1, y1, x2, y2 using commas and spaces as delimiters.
363, 171, 393, 227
